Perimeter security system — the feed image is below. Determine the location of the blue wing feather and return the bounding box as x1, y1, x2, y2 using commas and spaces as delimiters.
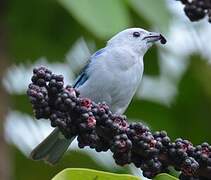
73, 63, 89, 88
73, 48, 106, 88
91, 48, 105, 58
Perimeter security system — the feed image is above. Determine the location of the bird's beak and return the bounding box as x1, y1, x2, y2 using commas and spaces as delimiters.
143, 32, 167, 44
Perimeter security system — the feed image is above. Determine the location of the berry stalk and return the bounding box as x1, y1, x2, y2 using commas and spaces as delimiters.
27, 67, 211, 180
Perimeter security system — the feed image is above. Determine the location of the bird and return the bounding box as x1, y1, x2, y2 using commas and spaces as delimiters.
30, 28, 166, 165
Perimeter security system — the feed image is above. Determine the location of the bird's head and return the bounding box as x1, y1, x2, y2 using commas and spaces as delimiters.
107, 28, 166, 55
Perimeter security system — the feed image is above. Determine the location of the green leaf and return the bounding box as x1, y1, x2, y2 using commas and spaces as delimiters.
52, 168, 140, 180
170, 55, 211, 144
154, 173, 178, 180
58, 0, 131, 39
13, 148, 123, 180
8, 0, 81, 61
128, 0, 171, 30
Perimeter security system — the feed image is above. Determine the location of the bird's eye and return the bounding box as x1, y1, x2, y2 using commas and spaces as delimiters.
133, 32, 140, 37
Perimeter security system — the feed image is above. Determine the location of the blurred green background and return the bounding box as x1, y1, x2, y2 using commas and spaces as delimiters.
1, 0, 211, 180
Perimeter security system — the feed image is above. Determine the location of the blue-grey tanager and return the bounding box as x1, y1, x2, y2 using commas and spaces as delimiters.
30, 28, 166, 164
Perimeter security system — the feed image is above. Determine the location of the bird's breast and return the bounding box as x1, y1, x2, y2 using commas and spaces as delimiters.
78, 49, 144, 114
108, 59, 143, 112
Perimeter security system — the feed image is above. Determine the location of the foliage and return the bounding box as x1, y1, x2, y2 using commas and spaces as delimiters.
52, 168, 177, 180
154, 173, 178, 180
52, 168, 140, 180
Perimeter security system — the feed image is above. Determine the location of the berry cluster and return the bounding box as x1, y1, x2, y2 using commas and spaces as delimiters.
177, 0, 211, 22
27, 83, 50, 119
27, 67, 211, 179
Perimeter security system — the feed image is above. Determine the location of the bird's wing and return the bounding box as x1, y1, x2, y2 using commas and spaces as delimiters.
73, 48, 106, 88
73, 63, 89, 88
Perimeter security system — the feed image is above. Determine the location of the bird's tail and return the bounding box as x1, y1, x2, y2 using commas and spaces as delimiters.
30, 128, 75, 165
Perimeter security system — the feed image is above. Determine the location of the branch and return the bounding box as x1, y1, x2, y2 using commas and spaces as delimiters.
27, 67, 211, 180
